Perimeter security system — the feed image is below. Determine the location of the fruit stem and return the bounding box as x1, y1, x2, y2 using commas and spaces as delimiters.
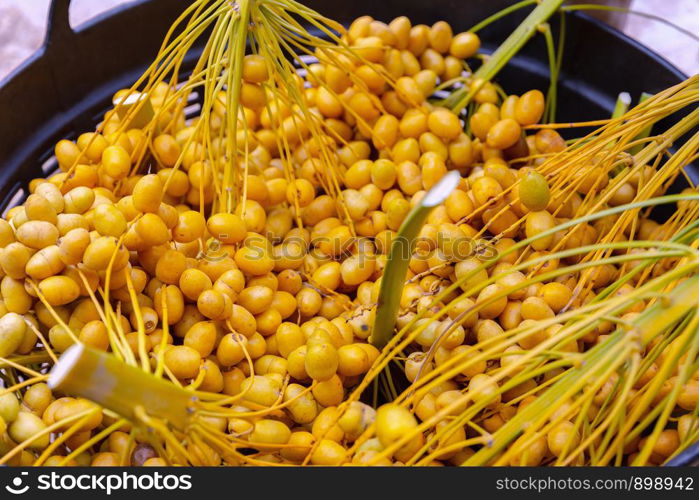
370, 171, 461, 349
448, 0, 565, 113
468, 0, 538, 33
628, 92, 654, 155
48, 344, 197, 431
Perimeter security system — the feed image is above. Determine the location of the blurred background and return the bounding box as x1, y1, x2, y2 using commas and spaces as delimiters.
0, 0, 697, 81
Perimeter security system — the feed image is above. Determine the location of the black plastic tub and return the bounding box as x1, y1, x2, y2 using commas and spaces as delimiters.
0, 0, 696, 465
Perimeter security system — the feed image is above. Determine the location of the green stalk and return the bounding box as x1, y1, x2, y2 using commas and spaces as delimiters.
446, 0, 564, 113
612, 92, 632, 119
629, 92, 654, 155
540, 23, 558, 123
370, 171, 461, 349
555, 10, 566, 81
48, 344, 197, 431
468, 0, 537, 33
462, 275, 699, 465
606, 92, 631, 155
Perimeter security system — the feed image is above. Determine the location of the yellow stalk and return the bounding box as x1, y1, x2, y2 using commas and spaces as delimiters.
0, 375, 48, 398
0, 356, 45, 378
24, 321, 58, 364
133, 406, 194, 464
59, 418, 129, 466
154, 288, 170, 378
33, 411, 98, 466
124, 267, 151, 372
49, 344, 197, 432
76, 268, 128, 361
